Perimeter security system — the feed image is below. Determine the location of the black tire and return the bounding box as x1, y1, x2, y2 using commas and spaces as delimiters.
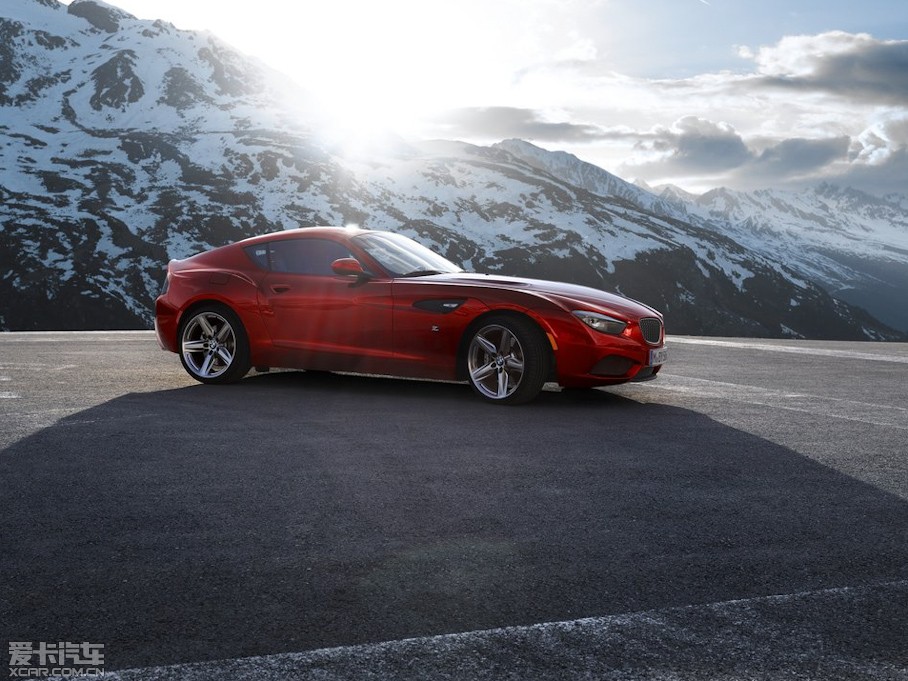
465, 315, 550, 405
178, 304, 251, 384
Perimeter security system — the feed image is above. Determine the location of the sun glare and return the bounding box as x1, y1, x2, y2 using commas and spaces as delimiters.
212, 0, 577, 144
266, 1, 516, 141
68, 0, 598, 148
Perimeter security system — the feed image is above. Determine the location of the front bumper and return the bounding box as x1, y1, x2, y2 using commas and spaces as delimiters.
551, 316, 665, 388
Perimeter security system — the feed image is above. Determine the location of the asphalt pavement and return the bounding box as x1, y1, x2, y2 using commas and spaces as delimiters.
1, 332, 906, 679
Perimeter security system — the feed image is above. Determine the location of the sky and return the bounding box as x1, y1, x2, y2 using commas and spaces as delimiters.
66, 0, 908, 195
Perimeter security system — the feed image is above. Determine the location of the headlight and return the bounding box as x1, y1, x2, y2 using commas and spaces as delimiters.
572, 310, 627, 335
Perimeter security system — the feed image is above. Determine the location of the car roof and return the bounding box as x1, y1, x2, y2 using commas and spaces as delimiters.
235, 226, 372, 248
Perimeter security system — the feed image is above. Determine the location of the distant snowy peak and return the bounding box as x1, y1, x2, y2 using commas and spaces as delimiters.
649, 183, 690, 198
496, 139, 636, 198
495, 139, 689, 217
691, 184, 908, 259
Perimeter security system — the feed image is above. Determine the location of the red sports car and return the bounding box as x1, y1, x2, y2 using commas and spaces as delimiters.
154, 227, 666, 404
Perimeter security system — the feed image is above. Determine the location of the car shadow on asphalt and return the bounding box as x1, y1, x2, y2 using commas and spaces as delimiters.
2, 372, 907, 671
237, 368, 646, 409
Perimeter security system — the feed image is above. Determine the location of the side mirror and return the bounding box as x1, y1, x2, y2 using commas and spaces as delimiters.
331, 257, 369, 278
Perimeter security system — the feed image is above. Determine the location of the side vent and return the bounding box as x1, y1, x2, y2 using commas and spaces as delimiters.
413, 299, 466, 314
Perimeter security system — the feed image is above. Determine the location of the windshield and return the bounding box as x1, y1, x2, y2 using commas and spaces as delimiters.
354, 232, 463, 277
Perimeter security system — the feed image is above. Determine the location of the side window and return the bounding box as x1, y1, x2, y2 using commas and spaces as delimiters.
268, 238, 354, 275
244, 245, 269, 270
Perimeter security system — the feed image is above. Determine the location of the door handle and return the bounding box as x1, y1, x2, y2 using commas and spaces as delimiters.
270, 284, 291, 293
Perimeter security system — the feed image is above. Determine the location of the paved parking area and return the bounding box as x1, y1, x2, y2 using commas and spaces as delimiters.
1, 332, 906, 678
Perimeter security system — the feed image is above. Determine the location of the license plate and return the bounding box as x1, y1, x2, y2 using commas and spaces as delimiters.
649, 347, 668, 366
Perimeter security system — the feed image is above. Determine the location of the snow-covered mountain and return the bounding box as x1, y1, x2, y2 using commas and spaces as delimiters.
682, 185, 908, 333
1, 0, 905, 341
502, 139, 908, 334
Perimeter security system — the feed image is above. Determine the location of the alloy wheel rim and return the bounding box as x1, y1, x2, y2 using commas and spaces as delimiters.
181, 312, 236, 379
467, 324, 525, 400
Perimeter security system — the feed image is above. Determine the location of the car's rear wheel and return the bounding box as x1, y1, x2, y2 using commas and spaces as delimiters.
466, 316, 549, 405
178, 305, 250, 384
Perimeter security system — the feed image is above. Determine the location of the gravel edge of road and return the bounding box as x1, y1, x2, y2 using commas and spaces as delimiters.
100, 580, 908, 681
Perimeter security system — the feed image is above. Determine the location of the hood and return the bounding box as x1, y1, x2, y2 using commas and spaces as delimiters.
426, 272, 661, 319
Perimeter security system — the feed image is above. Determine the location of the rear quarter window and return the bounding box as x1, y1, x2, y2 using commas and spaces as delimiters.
244, 245, 270, 270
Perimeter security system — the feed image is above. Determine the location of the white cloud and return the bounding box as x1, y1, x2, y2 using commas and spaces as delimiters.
746, 31, 874, 77
743, 31, 908, 105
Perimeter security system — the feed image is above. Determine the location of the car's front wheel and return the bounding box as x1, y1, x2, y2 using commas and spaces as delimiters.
178, 305, 250, 384
466, 315, 549, 405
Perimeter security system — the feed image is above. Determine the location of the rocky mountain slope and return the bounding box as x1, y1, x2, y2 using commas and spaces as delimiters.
1, 0, 904, 341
